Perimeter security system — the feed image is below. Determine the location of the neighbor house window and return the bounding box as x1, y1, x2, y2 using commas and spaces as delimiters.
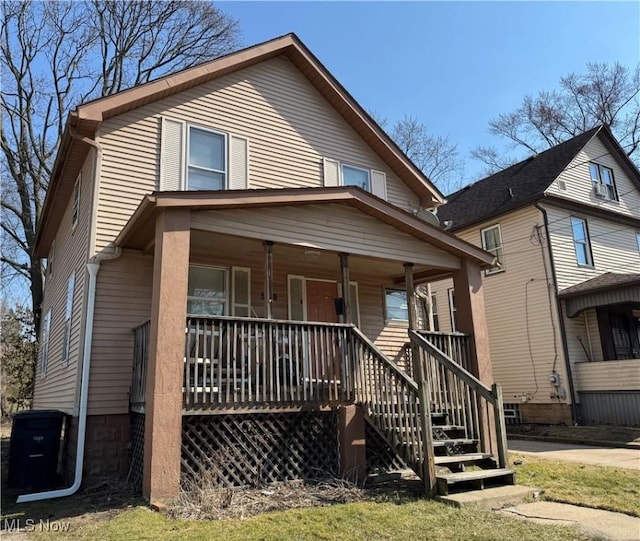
481, 224, 505, 274
48, 239, 55, 276
187, 126, 226, 190
385, 289, 408, 321
342, 164, 371, 192
589, 163, 618, 201
431, 294, 440, 331
62, 273, 75, 364
570, 217, 593, 267
40, 309, 51, 376
72, 174, 81, 227
187, 266, 228, 315
448, 289, 457, 332
636, 232, 640, 255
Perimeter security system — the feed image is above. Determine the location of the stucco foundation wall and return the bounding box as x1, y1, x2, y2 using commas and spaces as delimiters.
83, 414, 131, 481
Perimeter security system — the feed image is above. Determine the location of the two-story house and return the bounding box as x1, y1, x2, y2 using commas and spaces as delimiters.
431, 126, 640, 427
27, 34, 511, 504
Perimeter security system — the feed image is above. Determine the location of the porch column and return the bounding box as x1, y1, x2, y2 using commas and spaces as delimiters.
452, 258, 494, 453
404, 263, 436, 496
338, 404, 366, 482
264, 241, 274, 319
143, 209, 191, 502
339, 253, 351, 324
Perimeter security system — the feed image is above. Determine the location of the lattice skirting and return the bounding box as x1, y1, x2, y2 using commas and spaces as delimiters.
364, 421, 406, 474
181, 412, 339, 488
128, 412, 145, 491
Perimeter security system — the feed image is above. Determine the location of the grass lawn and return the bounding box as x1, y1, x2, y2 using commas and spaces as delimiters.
27, 499, 594, 541
511, 453, 640, 517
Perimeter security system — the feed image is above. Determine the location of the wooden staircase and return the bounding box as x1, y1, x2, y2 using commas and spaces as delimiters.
352, 327, 513, 496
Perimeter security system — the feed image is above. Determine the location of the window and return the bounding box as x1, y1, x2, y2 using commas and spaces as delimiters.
481, 224, 505, 274
342, 164, 370, 191
72, 174, 81, 227
187, 126, 226, 190
636, 232, 640, 255
589, 163, 618, 201
431, 294, 440, 331
570, 217, 593, 267
231, 267, 251, 317
48, 239, 55, 276
187, 266, 228, 315
448, 289, 457, 332
385, 289, 408, 321
62, 273, 75, 364
40, 309, 51, 376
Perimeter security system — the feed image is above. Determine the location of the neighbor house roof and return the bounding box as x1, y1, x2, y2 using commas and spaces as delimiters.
558, 273, 640, 298
35, 33, 444, 256
437, 127, 604, 231
115, 186, 496, 270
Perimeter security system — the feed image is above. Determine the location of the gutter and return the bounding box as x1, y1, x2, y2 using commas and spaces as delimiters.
534, 201, 579, 424
18, 132, 122, 503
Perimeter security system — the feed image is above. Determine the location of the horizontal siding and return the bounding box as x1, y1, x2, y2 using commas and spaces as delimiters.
96, 56, 421, 251
90, 243, 411, 414
574, 359, 640, 391
192, 204, 460, 269
431, 206, 571, 404
88, 251, 154, 415
546, 134, 640, 218
545, 205, 640, 291
33, 152, 93, 414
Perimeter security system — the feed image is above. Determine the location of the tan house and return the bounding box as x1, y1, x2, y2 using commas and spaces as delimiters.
29, 34, 511, 503
431, 126, 640, 427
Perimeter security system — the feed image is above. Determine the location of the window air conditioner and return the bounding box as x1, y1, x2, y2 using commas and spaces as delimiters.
594, 183, 608, 198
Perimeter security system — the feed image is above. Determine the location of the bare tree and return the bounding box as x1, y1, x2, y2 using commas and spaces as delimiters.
473, 62, 640, 173
1, 0, 240, 335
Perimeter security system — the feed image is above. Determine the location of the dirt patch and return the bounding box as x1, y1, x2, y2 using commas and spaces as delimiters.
507, 424, 640, 445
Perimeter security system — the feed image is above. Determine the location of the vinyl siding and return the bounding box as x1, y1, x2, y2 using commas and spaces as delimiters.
88, 251, 153, 415
191, 204, 461, 269
89, 241, 414, 414
33, 152, 94, 414
431, 206, 571, 404
95, 56, 421, 251
545, 205, 640, 291
546, 134, 640, 218
574, 359, 640, 391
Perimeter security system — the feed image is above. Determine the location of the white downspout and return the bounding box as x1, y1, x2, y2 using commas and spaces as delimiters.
18, 262, 100, 503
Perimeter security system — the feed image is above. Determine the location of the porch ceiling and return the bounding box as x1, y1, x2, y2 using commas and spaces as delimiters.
115, 187, 495, 270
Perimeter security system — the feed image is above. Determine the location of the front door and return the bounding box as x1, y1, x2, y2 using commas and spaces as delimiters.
306, 280, 338, 323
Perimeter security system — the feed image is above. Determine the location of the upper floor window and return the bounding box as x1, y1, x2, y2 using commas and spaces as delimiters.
62, 272, 75, 364
481, 224, 505, 274
48, 239, 56, 276
570, 217, 593, 267
72, 174, 81, 227
342, 164, 370, 192
589, 163, 618, 201
385, 289, 408, 321
187, 126, 226, 190
40, 309, 51, 377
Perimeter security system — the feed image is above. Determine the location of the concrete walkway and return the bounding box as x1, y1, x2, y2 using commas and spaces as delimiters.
500, 501, 640, 541
508, 439, 640, 470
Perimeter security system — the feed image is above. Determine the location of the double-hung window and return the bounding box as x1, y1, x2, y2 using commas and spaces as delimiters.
342, 164, 371, 192
187, 266, 228, 316
62, 273, 75, 364
481, 224, 505, 274
40, 309, 51, 376
72, 175, 81, 227
187, 127, 226, 190
448, 289, 457, 332
589, 163, 618, 201
431, 294, 440, 331
385, 289, 408, 322
570, 217, 593, 267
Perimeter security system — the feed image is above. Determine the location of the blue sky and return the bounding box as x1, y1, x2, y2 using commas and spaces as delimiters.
219, 1, 640, 181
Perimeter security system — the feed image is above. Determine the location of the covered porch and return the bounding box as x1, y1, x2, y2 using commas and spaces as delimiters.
118, 187, 503, 501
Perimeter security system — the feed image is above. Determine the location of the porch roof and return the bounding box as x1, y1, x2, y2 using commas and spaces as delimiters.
114, 187, 496, 269
559, 273, 640, 317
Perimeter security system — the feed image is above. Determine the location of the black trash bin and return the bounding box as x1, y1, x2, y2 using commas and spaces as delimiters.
8, 410, 66, 490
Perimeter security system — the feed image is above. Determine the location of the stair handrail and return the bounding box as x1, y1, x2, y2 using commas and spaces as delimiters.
409, 329, 508, 469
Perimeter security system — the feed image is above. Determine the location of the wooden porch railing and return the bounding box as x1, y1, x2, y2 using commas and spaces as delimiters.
350, 327, 427, 478
416, 330, 471, 370
131, 320, 150, 413
183, 316, 356, 411
409, 330, 508, 469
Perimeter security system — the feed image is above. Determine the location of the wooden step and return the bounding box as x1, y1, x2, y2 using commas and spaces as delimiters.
436, 468, 515, 495
434, 453, 492, 465
432, 439, 477, 447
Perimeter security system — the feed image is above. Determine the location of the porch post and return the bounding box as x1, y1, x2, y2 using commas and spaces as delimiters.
339, 253, 351, 324
264, 241, 274, 319
452, 258, 495, 452
143, 209, 190, 503
405, 263, 436, 496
